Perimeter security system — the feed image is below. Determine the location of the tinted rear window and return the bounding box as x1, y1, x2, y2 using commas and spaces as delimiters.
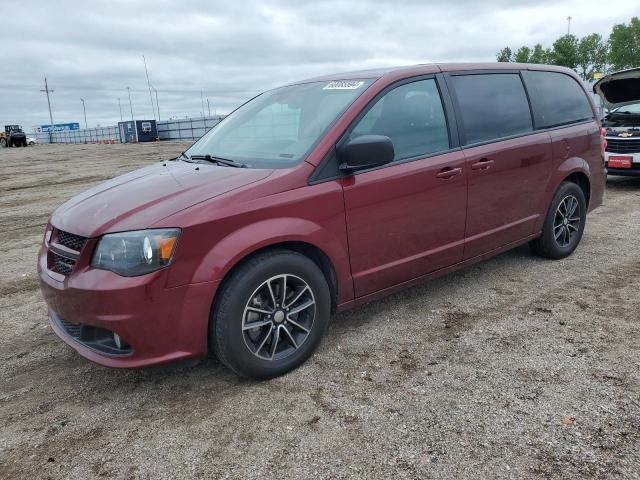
523, 71, 593, 128
450, 73, 533, 145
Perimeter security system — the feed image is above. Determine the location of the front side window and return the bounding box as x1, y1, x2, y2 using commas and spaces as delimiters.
348, 79, 449, 161
524, 71, 593, 128
451, 73, 533, 145
186, 79, 374, 168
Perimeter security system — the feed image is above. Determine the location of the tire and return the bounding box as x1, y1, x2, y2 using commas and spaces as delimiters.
529, 181, 587, 259
0, 138, 6, 148
210, 249, 331, 379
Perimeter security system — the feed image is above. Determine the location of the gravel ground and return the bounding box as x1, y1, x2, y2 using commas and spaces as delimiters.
0, 143, 639, 479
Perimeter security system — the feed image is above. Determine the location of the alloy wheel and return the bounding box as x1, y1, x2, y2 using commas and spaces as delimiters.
242, 274, 316, 361
553, 195, 581, 247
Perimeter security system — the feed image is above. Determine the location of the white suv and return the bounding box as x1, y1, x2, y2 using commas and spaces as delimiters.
594, 68, 640, 176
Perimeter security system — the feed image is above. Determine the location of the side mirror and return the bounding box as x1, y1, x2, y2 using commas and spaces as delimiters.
338, 135, 394, 173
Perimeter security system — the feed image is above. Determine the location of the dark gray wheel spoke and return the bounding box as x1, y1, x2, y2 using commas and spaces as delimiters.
242, 273, 316, 361
286, 317, 310, 333
288, 298, 315, 315
243, 319, 272, 331
281, 325, 298, 349
270, 327, 281, 359
255, 327, 273, 354
246, 306, 273, 315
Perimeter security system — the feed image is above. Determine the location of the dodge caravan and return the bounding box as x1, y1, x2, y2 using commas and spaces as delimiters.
39, 63, 606, 378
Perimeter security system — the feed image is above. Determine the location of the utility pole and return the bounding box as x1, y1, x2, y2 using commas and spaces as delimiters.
126, 86, 134, 121
567, 16, 572, 35
118, 97, 123, 121
40, 77, 55, 141
200, 89, 205, 117
80, 98, 87, 129
206, 98, 211, 117
142, 55, 156, 122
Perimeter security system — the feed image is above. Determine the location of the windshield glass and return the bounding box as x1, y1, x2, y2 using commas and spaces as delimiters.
612, 103, 640, 114
185, 79, 374, 168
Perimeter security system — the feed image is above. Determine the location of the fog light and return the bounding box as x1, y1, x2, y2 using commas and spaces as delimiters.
114, 333, 122, 349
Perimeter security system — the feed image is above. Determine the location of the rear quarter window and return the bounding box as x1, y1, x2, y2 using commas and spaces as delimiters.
523, 71, 593, 129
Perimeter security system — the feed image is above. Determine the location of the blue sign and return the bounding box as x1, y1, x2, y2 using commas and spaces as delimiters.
40, 123, 80, 132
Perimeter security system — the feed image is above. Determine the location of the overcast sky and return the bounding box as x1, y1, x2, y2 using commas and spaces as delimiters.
1, 0, 634, 131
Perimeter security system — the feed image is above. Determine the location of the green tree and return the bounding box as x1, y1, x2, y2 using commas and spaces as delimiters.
576, 33, 608, 81
550, 34, 580, 69
496, 47, 513, 62
514, 46, 531, 63
609, 17, 640, 70
529, 44, 550, 64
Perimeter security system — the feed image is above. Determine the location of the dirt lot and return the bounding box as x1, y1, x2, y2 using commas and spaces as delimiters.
0, 142, 638, 479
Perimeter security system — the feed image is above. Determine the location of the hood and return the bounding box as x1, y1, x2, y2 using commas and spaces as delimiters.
593, 67, 640, 110
51, 160, 274, 237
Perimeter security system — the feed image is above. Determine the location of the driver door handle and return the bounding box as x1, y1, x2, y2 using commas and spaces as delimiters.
436, 167, 463, 179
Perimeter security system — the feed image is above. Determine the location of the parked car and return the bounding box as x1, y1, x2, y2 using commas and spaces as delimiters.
594, 68, 640, 176
27, 137, 38, 145
39, 63, 606, 378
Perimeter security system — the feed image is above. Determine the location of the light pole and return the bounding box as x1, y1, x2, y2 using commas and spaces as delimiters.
200, 89, 205, 117
118, 97, 123, 121
567, 16, 572, 35
142, 55, 156, 122
151, 86, 160, 121
80, 98, 87, 129
206, 98, 211, 117
126, 86, 134, 121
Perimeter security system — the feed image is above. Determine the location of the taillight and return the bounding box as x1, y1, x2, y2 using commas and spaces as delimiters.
600, 127, 607, 157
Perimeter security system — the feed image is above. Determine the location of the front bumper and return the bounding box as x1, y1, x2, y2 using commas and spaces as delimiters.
604, 149, 640, 176
38, 240, 218, 368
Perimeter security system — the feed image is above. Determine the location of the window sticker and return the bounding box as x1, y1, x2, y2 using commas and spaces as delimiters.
323, 80, 365, 90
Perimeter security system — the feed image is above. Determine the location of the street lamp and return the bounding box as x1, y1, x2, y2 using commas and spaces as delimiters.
80, 98, 87, 129
151, 85, 160, 121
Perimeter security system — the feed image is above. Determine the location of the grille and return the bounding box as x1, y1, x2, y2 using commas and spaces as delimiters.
52, 253, 75, 275
57, 230, 87, 252
59, 319, 82, 339
606, 138, 640, 154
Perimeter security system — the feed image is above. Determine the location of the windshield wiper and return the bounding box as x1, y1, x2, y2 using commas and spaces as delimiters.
177, 151, 195, 162
189, 154, 248, 168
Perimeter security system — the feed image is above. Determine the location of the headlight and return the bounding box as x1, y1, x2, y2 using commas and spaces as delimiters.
91, 229, 180, 277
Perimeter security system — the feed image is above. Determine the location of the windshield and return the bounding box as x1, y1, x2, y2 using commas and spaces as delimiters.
185, 79, 374, 168
612, 103, 640, 114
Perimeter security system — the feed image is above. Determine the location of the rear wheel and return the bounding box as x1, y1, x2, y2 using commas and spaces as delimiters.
529, 181, 586, 259
0, 138, 6, 148
210, 249, 331, 379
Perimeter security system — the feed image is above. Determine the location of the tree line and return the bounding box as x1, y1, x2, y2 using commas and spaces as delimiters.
496, 16, 640, 81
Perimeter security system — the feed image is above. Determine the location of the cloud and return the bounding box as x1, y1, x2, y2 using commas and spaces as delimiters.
1, 0, 632, 130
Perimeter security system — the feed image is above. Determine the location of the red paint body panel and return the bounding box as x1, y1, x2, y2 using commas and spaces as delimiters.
38, 63, 605, 368
342, 150, 467, 297
462, 132, 552, 258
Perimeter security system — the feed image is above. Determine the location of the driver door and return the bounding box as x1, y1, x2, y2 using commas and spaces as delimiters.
341, 77, 467, 297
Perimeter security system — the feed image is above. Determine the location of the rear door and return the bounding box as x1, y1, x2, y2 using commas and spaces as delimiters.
446, 71, 552, 259
341, 77, 467, 297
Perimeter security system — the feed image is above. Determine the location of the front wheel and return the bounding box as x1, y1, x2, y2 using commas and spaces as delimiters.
210, 249, 331, 379
0, 138, 6, 148
530, 181, 587, 259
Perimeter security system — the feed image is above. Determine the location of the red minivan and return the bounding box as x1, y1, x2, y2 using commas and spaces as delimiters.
39, 63, 606, 378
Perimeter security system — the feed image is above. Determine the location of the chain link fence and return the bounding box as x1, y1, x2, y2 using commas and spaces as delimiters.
34, 116, 225, 144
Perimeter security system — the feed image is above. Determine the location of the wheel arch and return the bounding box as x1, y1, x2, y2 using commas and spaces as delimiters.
213, 240, 339, 315
563, 171, 591, 209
